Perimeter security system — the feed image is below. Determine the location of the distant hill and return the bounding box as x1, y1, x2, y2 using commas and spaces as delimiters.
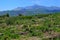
0, 5, 60, 16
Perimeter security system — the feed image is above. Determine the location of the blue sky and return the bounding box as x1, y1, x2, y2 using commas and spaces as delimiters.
0, 0, 60, 11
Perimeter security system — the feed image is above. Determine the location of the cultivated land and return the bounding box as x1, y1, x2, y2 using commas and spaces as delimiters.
0, 13, 60, 40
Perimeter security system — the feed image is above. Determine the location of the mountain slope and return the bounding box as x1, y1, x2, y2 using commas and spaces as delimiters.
0, 5, 60, 16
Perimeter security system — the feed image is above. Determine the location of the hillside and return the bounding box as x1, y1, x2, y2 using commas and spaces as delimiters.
0, 13, 60, 40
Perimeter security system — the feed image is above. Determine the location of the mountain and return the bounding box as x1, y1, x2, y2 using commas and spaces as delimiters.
0, 5, 60, 16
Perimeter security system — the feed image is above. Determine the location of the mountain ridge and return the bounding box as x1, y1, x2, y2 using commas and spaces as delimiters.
0, 5, 60, 16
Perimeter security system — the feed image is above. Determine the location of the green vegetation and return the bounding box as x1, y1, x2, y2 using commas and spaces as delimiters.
0, 13, 60, 40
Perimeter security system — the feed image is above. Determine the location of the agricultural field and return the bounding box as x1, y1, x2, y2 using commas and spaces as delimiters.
0, 13, 60, 40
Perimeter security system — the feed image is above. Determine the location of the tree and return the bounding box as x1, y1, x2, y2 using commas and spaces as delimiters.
2, 13, 9, 17
6, 13, 9, 17
18, 14, 23, 16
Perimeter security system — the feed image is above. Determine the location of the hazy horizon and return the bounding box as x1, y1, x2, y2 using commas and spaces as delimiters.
0, 0, 60, 11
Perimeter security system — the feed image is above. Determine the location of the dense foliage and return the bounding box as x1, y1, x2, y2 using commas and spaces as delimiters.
0, 13, 60, 40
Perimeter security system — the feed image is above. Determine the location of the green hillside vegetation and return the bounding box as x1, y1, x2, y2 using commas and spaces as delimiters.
0, 13, 60, 40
